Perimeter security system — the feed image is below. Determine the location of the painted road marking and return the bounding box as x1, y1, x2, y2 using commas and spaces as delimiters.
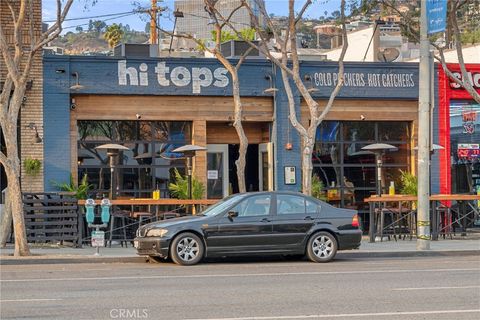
393, 285, 480, 291
0, 298, 63, 303
1, 268, 478, 283
187, 309, 480, 320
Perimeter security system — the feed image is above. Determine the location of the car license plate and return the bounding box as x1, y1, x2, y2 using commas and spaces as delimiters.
134, 240, 139, 248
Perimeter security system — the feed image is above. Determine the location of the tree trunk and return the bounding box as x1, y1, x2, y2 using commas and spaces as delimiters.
301, 136, 315, 196
4, 165, 30, 256
0, 189, 12, 247
231, 71, 248, 193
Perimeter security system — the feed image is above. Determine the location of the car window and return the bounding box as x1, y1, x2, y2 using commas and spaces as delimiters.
277, 195, 306, 215
306, 199, 319, 214
231, 195, 271, 217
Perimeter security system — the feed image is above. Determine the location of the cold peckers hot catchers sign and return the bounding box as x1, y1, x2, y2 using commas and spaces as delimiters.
313, 71, 415, 88
307, 66, 419, 99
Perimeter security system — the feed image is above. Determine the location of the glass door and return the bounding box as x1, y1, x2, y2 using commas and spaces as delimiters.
258, 143, 274, 191
207, 144, 229, 199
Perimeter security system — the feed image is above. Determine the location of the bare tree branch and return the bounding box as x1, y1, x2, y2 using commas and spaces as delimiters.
0, 24, 20, 85
295, 0, 312, 25
33, 0, 73, 52
449, 0, 480, 103
317, 0, 348, 124
0, 151, 8, 168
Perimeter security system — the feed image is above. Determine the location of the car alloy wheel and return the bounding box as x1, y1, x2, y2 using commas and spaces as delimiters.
307, 231, 337, 263
171, 232, 204, 266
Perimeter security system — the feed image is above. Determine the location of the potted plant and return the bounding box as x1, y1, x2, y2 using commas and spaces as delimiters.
311, 174, 327, 201
168, 168, 205, 200
52, 174, 92, 199
399, 170, 418, 195
23, 158, 41, 176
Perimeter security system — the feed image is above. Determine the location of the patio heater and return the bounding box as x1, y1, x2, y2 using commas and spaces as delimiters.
172, 145, 207, 212
95, 144, 129, 199
362, 143, 398, 196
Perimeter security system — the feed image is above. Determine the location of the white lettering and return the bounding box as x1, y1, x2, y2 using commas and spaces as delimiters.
450, 72, 462, 89
474, 73, 480, 87
118, 60, 138, 86
171, 66, 191, 87
192, 67, 213, 94
139, 63, 148, 86
213, 68, 229, 88
155, 62, 170, 86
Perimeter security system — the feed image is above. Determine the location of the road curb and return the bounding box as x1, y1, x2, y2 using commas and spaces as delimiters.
0, 256, 149, 266
337, 249, 480, 259
1, 250, 479, 265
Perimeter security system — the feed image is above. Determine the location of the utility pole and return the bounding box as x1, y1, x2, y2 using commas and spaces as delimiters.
417, 0, 431, 250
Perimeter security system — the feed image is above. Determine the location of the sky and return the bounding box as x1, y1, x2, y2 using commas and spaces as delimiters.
42, 0, 343, 33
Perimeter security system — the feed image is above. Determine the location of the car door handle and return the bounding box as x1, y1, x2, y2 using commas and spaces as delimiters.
261, 218, 271, 223
304, 216, 314, 221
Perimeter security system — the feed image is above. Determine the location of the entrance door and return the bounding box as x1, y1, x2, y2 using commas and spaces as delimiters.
258, 143, 274, 191
207, 144, 229, 199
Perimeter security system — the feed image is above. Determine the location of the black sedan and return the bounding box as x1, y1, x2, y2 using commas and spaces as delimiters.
134, 191, 362, 265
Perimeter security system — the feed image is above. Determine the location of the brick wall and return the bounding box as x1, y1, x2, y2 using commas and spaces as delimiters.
1, 0, 44, 192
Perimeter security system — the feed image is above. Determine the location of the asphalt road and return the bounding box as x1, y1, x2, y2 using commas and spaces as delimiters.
1, 255, 479, 320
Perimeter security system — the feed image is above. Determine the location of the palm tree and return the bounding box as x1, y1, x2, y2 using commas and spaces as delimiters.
104, 24, 124, 48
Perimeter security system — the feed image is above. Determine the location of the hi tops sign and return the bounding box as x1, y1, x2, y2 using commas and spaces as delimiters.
117, 60, 229, 94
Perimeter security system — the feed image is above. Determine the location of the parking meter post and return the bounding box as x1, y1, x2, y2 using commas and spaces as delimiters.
85, 198, 111, 256
94, 225, 101, 256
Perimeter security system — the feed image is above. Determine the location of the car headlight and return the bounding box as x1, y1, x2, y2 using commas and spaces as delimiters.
146, 228, 169, 237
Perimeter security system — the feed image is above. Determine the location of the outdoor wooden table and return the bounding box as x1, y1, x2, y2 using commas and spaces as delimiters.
365, 194, 480, 242
365, 195, 418, 243
78, 198, 218, 219
430, 194, 480, 240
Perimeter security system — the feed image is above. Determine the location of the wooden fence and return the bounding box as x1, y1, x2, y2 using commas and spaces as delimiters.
23, 193, 81, 246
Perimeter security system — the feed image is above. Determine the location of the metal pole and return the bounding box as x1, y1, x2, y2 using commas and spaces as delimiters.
169, 17, 177, 54
417, 0, 431, 250
187, 156, 193, 214
376, 154, 382, 195
109, 154, 115, 200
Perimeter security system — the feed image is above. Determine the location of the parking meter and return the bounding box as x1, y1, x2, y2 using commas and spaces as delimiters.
85, 198, 96, 225
100, 198, 111, 225
84, 198, 111, 256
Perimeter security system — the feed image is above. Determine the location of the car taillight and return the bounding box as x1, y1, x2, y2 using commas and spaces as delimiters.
352, 214, 359, 228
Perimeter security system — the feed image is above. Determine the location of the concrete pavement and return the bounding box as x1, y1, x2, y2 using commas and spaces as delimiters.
1, 256, 479, 319
1, 237, 478, 265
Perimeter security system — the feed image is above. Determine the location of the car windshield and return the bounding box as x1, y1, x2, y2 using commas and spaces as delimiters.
199, 194, 248, 217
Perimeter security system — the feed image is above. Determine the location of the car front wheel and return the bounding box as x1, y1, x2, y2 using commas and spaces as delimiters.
306, 231, 337, 263
170, 232, 204, 266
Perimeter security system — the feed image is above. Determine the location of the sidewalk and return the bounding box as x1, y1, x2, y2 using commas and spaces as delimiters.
1, 237, 479, 265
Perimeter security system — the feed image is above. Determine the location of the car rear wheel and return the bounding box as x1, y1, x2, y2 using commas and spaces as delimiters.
306, 231, 337, 263
170, 232, 204, 266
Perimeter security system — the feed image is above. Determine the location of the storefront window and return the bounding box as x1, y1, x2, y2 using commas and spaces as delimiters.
77, 121, 191, 198
450, 101, 480, 194
314, 121, 411, 227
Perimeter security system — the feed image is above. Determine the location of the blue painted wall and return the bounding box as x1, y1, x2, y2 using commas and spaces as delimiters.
43, 55, 421, 192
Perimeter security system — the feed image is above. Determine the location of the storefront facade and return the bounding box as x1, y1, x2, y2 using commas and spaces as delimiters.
436, 64, 480, 195
43, 56, 419, 224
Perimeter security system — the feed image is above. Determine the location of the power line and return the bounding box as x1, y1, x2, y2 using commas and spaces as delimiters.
43, 10, 140, 23
62, 12, 138, 30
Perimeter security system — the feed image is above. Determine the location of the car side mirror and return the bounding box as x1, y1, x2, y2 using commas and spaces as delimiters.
227, 211, 239, 219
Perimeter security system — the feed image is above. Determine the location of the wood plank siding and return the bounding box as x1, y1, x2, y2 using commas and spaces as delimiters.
72, 95, 273, 121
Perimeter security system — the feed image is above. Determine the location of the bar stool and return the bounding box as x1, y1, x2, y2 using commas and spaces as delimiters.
437, 206, 453, 239
107, 210, 129, 247
131, 211, 154, 227
375, 208, 395, 241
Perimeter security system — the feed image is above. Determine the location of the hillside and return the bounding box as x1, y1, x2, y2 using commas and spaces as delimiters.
52, 29, 149, 55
